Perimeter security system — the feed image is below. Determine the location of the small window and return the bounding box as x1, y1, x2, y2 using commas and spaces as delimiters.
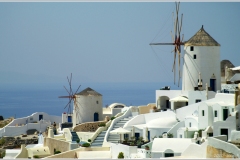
232, 108, 234, 112
196, 99, 201, 103
189, 122, 191, 127
96, 101, 98, 104
193, 54, 197, 59
202, 110, 205, 116
180, 134, 182, 138
190, 46, 194, 51
215, 110, 217, 117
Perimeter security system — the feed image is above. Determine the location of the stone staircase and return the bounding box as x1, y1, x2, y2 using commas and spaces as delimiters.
71, 131, 79, 142
91, 131, 107, 147
107, 116, 133, 144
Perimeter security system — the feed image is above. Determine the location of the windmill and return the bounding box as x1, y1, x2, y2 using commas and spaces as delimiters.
150, 2, 184, 87
59, 73, 82, 123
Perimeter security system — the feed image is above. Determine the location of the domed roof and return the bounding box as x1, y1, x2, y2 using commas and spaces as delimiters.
147, 116, 177, 128
76, 87, 102, 96
185, 25, 220, 46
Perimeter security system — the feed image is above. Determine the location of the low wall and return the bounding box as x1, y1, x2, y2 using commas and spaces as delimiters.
207, 137, 240, 158
43, 137, 71, 155
73, 121, 106, 132
43, 147, 110, 158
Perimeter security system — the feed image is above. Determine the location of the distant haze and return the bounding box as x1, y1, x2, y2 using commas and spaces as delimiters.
0, 2, 239, 86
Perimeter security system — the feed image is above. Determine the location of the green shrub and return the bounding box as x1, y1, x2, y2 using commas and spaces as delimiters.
98, 123, 106, 127
145, 145, 150, 150
0, 150, 6, 158
82, 143, 90, 147
118, 152, 124, 159
88, 139, 91, 142
33, 155, 40, 158
54, 150, 61, 154
76, 139, 80, 143
167, 133, 173, 138
111, 117, 115, 120
0, 137, 5, 146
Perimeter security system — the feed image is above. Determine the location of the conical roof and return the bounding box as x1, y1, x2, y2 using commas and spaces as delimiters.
76, 87, 102, 96
185, 25, 220, 46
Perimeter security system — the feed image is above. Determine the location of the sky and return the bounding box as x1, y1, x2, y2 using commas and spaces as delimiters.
0, 2, 240, 87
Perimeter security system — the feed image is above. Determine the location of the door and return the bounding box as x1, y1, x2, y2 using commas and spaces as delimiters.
223, 109, 228, 121
68, 116, 72, 122
220, 128, 228, 140
166, 100, 169, 109
39, 115, 43, 121
135, 133, 140, 140
94, 112, 99, 121
210, 79, 216, 92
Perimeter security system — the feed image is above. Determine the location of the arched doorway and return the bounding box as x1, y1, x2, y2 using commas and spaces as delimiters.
94, 112, 99, 121
159, 96, 170, 110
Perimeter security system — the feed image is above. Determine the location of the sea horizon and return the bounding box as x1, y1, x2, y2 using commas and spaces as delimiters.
0, 82, 180, 119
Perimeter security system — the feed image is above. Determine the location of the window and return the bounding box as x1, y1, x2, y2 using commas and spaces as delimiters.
96, 101, 98, 104
202, 110, 205, 116
215, 110, 218, 117
193, 54, 197, 59
189, 122, 191, 127
180, 134, 182, 138
196, 99, 201, 103
232, 108, 234, 112
190, 46, 194, 51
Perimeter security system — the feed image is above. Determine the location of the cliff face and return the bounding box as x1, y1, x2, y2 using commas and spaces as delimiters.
221, 60, 240, 77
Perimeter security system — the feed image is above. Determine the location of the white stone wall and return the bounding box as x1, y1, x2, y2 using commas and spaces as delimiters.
182, 46, 221, 91
0, 112, 61, 137
110, 143, 137, 159
181, 141, 208, 158
184, 117, 198, 128
198, 103, 213, 129
75, 95, 103, 124
213, 116, 236, 141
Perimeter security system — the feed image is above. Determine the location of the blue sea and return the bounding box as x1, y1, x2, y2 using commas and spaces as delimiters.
0, 82, 179, 119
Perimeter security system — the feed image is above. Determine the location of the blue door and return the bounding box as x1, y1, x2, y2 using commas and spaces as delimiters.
135, 133, 140, 140
210, 79, 216, 92
68, 116, 72, 122
39, 115, 43, 121
94, 113, 99, 121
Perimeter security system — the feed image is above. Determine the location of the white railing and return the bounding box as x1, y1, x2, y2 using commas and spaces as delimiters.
90, 119, 112, 144
102, 107, 133, 147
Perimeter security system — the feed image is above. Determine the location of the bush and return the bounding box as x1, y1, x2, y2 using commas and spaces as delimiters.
118, 152, 124, 159
145, 145, 149, 150
0, 137, 5, 146
111, 117, 115, 120
82, 143, 90, 147
167, 133, 174, 138
54, 150, 61, 154
76, 139, 80, 143
88, 139, 91, 143
0, 150, 6, 158
98, 123, 106, 127
33, 155, 40, 158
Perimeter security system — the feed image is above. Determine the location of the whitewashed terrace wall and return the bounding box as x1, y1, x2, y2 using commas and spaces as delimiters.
208, 136, 240, 158
176, 103, 199, 121
110, 143, 137, 159
181, 141, 208, 158
230, 130, 240, 141
167, 121, 185, 138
